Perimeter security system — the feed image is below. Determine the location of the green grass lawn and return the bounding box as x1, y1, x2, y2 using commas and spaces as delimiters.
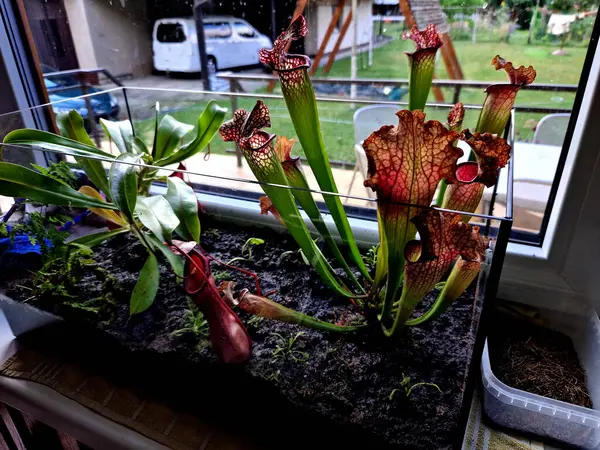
135, 29, 590, 164
314, 28, 586, 110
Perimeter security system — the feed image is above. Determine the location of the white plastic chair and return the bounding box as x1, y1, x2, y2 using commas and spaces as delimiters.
346, 105, 399, 201
533, 113, 570, 146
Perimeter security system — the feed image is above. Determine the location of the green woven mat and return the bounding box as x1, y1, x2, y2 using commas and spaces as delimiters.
463, 391, 547, 450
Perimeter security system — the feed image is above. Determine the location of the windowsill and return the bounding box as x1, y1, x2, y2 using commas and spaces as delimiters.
506, 241, 547, 260
172, 185, 528, 257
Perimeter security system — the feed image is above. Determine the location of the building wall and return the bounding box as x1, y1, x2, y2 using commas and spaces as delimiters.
63, 0, 96, 69
305, 1, 372, 56
65, 0, 153, 78
23, 0, 79, 70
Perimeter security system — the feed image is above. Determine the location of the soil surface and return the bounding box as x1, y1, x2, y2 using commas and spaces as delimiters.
489, 314, 592, 408
1, 217, 482, 450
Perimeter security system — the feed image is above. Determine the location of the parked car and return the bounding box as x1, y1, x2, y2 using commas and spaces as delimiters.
42, 65, 120, 121
152, 16, 272, 73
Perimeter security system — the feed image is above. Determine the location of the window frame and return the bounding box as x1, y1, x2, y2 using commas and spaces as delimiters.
499, 29, 600, 311
205, 22, 233, 40
156, 23, 187, 44
0, 0, 51, 165
233, 21, 257, 39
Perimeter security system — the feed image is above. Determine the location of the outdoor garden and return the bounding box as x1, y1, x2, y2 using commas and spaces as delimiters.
132, 0, 593, 164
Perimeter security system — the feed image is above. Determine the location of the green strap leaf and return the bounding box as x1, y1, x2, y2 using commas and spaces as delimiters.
135, 195, 180, 244
133, 137, 150, 156
240, 142, 354, 298
109, 153, 139, 222
284, 162, 364, 293
277, 72, 371, 281
56, 111, 95, 146
156, 101, 227, 166
69, 227, 129, 248
0, 162, 118, 210
2, 129, 114, 160
100, 119, 135, 154
147, 233, 184, 278
130, 253, 159, 315
153, 115, 195, 161
164, 177, 200, 242
56, 111, 110, 195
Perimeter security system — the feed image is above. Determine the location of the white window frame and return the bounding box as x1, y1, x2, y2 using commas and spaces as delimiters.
500, 35, 600, 312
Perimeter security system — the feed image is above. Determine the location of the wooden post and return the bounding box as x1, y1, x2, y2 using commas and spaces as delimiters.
292, 0, 308, 21
323, 10, 353, 74
310, 0, 346, 76
440, 33, 464, 80
351, 0, 358, 98
398, 0, 457, 103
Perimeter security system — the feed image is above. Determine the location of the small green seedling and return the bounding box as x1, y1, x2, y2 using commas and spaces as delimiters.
278, 248, 310, 266
265, 369, 281, 383
271, 331, 309, 363
363, 245, 378, 271
172, 300, 209, 338
389, 374, 441, 400
213, 271, 232, 283
247, 315, 265, 328
278, 249, 298, 264
227, 237, 265, 265
202, 228, 221, 239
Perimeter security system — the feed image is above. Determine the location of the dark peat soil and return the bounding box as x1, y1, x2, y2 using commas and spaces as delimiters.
1, 217, 482, 450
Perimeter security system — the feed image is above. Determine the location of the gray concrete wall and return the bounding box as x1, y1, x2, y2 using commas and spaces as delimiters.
64, 0, 97, 69
65, 0, 153, 78
304, 0, 372, 56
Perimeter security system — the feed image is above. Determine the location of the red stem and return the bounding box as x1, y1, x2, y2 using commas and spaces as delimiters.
197, 247, 262, 296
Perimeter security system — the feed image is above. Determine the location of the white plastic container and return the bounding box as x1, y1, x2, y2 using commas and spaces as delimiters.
481, 298, 600, 449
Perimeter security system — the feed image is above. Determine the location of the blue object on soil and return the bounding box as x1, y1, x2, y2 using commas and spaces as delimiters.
0, 231, 50, 256
0, 206, 90, 256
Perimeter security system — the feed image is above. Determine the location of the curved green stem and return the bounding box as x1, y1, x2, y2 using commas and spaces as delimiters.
435, 179, 448, 206
242, 143, 356, 298
131, 222, 155, 254
237, 290, 367, 334
284, 164, 365, 293
407, 257, 480, 326
277, 68, 371, 282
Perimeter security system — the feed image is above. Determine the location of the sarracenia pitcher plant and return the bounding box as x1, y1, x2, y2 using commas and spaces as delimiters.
258, 16, 371, 282
220, 16, 534, 337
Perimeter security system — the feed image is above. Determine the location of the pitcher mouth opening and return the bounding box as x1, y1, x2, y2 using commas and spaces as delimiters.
244, 131, 276, 153
262, 54, 311, 73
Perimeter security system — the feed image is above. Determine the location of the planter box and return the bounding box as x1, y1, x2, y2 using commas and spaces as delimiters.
0, 88, 515, 449
481, 300, 600, 449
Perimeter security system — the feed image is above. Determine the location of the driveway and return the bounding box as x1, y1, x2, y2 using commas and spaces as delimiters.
120, 67, 267, 110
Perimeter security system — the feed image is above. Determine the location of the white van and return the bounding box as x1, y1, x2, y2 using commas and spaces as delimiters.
153, 16, 272, 73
